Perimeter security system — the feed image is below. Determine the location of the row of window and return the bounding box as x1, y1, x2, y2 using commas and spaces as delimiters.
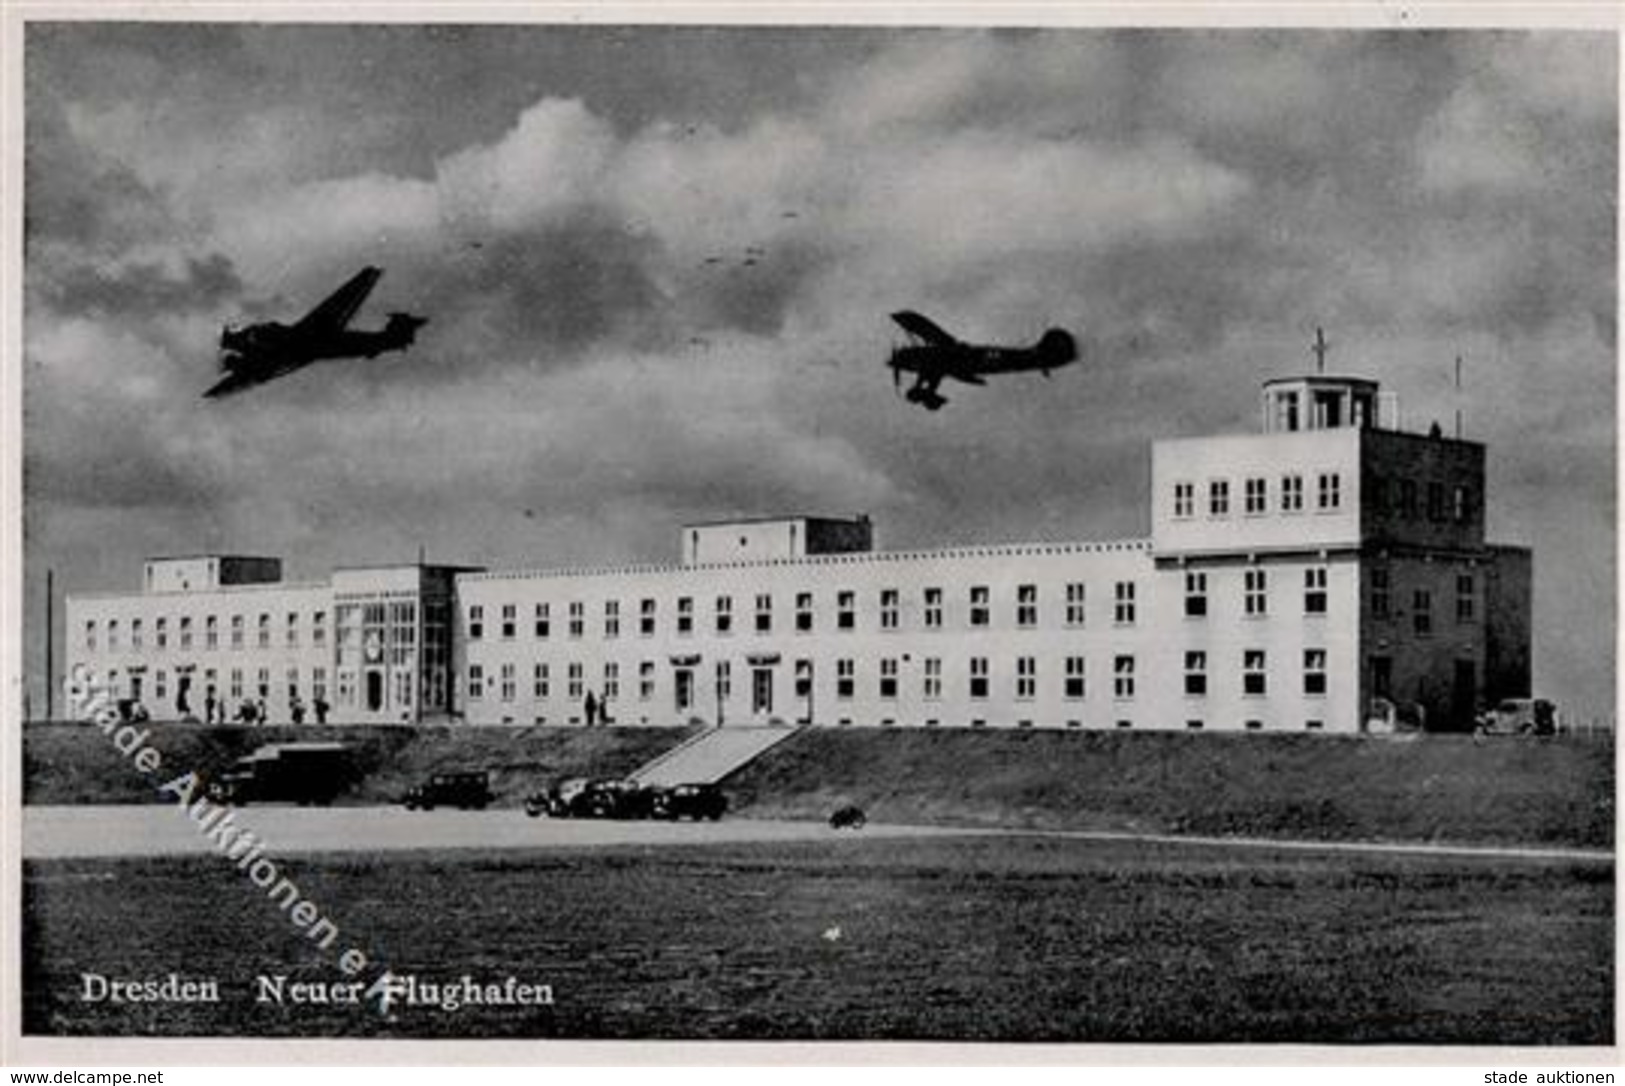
468, 582, 1138, 642
82, 611, 328, 653
1173, 472, 1343, 518
1170, 473, 1474, 524
87, 665, 331, 706
1370, 571, 1477, 633
465, 649, 1330, 704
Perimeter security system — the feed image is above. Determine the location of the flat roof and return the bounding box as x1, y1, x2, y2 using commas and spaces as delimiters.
681, 513, 870, 529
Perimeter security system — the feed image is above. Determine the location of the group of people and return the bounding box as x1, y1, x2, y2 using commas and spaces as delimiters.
582, 690, 615, 727
195, 691, 330, 726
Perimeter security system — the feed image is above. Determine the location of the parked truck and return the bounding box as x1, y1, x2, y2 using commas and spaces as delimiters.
206, 742, 356, 806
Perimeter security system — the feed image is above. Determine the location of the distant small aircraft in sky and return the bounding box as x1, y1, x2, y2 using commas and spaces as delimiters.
205, 266, 427, 399
887, 310, 1078, 411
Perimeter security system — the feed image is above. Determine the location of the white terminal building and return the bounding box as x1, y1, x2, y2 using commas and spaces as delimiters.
65, 371, 1532, 734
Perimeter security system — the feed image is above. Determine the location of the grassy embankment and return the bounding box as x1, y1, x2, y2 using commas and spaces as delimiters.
727, 728, 1615, 848
22, 722, 695, 806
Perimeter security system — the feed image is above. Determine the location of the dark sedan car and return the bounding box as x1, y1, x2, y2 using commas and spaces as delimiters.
403, 770, 494, 811
651, 782, 728, 821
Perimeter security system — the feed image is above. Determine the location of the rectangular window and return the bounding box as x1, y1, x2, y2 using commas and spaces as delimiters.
1209, 479, 1230, 517
1453, 485, 1471, 524
1371, 567, 1391, 619
796, 592, 814, 632
230, 668, 244, 700
179, 616, 192, 650
229, 614, 243, 648
1244, 569, 1268, 616
1243, 650, 1267, 696
640, 598, 655, 637
1400, 479, 1418, 518
880, 589, 900, 630
836, 659, 855, 700
1184, 571, 1208, 617
108, 620, 119, 652
639, 662, 655, 701
755, 593, 772, 633
1174, 481, 1195, 518
534, 602, 551, 638
256, 613, 270, 648
714, 595, 732, 635
1113, 655, 1135, 699
924, 588, 943, 629
923, 658, 942, 700
1413, 590, 1433, 636
1065, 583, 1086, 627
1114, 581, 1136, 625
1244, 477, 1267, 514
795, 659, 812, 699
312, 667, 328, 704
1456, 573, 1476, 623
84, 620, 98, 651
468, 605, 484, 640
204, 616, 218, 650
501, 604, 517, 639
533, 663, 550, 700
156, 669, 168, 701
1281, 474, 1304, 512
603, 663, 620, 706
969, 657, 989, 699
1184, 651, 1207, 696
676, 597, 694, 635
156, 617, 167, 649
1064, 656, 1086, 700
879, 658, 899, 699
286, 612, 299, 647
837, 591, 856, 630
1305, 567, 1328, 615
969, 586, 990, 628
312, 612, 326, 647
1317, 472, 1342, 510
468, 664, 484, 699
1303, 649, 1327, 696
567, 662, 584, 701
500, 663, 516, 703
132, 618, 144, 650
1016, 584, 1037, 628
569, 601, 585, 639
605, 600, 620, 639
1016, 656, 1036, 700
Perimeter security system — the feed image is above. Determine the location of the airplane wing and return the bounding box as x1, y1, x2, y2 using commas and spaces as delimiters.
292, 266, 383, 336
891, 311, 959, 347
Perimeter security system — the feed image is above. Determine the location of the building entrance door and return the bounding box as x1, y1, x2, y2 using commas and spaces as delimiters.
366, 670, 385, 713
1452, 659, 1477, 730
674, 668, 694, 715
752, 668, 773, 716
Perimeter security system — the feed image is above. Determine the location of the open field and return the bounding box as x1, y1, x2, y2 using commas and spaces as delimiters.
22, 835, 1612, 1043
22, 722, 695, 806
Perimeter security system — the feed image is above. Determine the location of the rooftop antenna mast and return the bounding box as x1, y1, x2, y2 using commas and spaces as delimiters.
1312, 327, 1330, 375
1454, 354, 1464, 439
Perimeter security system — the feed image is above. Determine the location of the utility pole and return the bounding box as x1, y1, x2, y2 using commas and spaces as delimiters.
44, 568, 54, 721
1454, 355, 1464, 439
1312, 327, 1330, 375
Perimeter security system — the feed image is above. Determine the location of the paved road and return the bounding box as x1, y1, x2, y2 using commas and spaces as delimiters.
21, 805, 1613, 864
20, 805, 961, 859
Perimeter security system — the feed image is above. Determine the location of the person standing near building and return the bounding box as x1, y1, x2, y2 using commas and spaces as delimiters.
314, 696, 329, 725
584, 690, 599, 727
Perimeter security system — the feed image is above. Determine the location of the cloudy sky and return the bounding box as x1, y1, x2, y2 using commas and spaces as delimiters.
21, 24, 1616, 721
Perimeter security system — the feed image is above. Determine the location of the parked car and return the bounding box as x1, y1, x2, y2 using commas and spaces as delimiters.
829, 804, 867, 830
651, 783, 728, 821
206, 742, 355, 806
526, 777, 656, 819
403, 770, 494, 811
1476, 698, 1559, 737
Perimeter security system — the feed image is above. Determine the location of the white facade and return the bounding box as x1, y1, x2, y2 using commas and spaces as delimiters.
63, 372, 1532, 733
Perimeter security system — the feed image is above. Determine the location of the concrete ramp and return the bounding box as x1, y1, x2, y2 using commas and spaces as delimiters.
630, 726, 801, 787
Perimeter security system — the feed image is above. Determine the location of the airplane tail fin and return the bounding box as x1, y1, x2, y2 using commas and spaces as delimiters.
386, 312, 429, 345
1037, 328, 1078, 367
